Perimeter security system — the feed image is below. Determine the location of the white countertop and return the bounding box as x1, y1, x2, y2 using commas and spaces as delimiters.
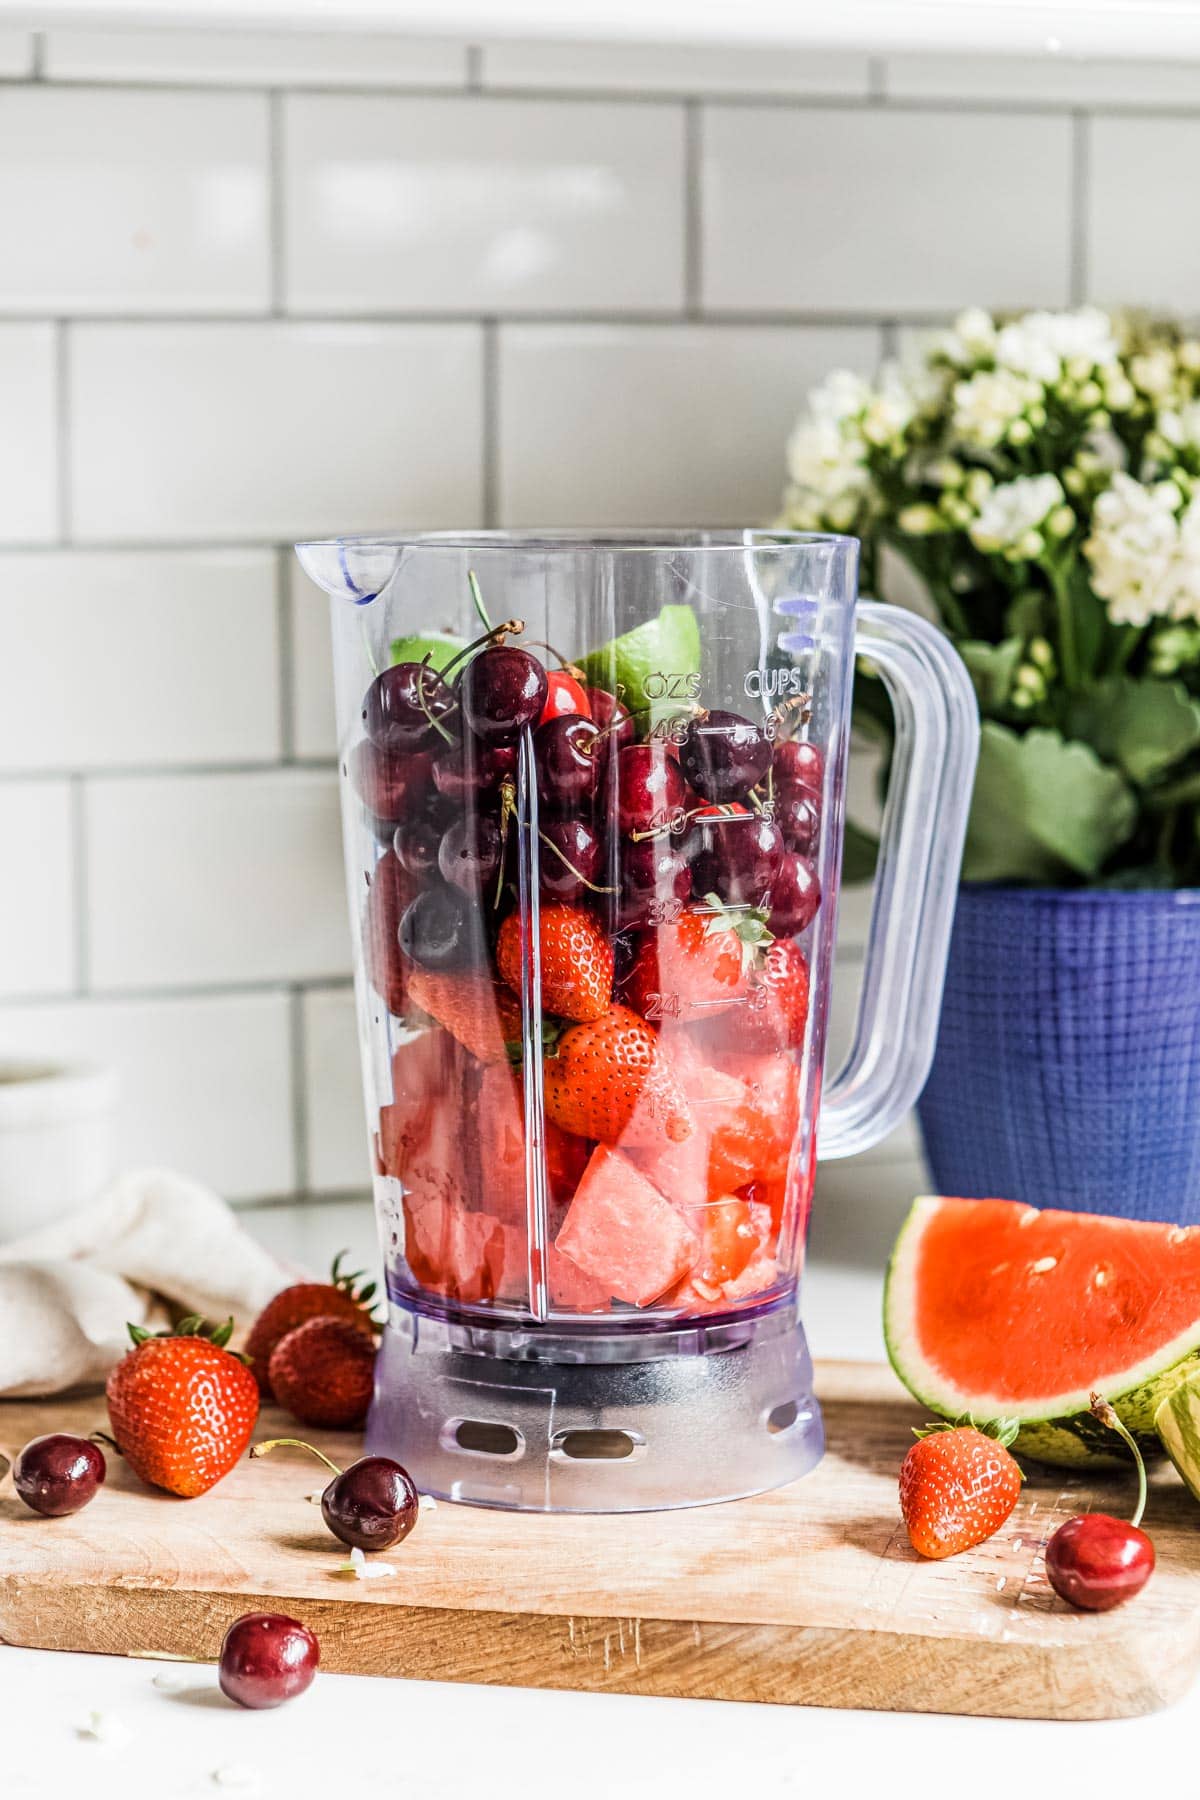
4, 1191, 1197, 1795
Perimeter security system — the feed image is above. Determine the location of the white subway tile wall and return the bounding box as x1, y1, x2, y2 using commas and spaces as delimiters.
0, 88, 270, 314
1, 26, 1186, 1203
0, 324, 58, 543
497, 324, 881, 525
283, 95, 686, 314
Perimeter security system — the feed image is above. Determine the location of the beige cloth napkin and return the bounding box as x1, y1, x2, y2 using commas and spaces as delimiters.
0, 1168, 290, 1397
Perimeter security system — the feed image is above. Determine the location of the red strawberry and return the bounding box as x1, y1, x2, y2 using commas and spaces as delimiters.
496, 903, 613, 1023
716, 938, 810, 1052
543, 1004, 692, 1148
268, 1317, 377, 1429
407, 966, 522, 1063
624, 901, 773, 1025
899, 1420, 1024, 1560
245, 1253, 380, 1398
105, 1317, 259, 1498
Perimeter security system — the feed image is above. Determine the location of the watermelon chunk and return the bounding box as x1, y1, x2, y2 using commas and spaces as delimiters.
630, 1037, 787, 1209
886, 1195, 1200, 1467
555, 1145, 698, 1307
474, 1063, 592, 1232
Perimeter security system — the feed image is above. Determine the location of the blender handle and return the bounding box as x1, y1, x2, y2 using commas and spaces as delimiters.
817, 602, 979, 1161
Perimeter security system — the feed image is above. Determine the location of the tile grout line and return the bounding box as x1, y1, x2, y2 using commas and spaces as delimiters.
465, 44, 483, 91
0, 974, 356, 1009
289, 984, 311, 1197
481, 318, 499, 529
275, 544, 296, 762
29, 31, 45, 80
68, 774, 89, 994
1069, 111, 1091, 305
0, 759, 337, 784
683, 99, 703, 319
867, 56, 887, 102
7, 70, 1200, 121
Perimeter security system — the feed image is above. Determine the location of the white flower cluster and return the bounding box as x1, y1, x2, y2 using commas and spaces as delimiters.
781, 304, 1200, 635
1083, 472, 1200, 627
969, 474, 1073, 561
784, 363, 918, 532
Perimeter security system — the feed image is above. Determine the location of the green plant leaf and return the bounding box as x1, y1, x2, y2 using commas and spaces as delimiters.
1005, 589, 1047, 638
1062, 676, 1200, 787
957, 637, 1025, 712
962, 723, 1137, 882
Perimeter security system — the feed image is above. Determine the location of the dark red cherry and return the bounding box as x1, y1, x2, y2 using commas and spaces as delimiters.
398, 882, 479, 970
692, 812, 784, 906
431, 740, 517, 806
219, 1612, 319, 1710
321, 1456, 420, 1552
535, 715, 601, 812
362, 849, 417, 1015
363, 662, 456, 754
394, 817, 441, 881
348, 741, 432, 827
586, 688, 635, 756
13, 1434, 106, 1517
539, 816, 604, 901
457, 645, 548, 744
1045, 1514, 1155, 1612
774, 738, 824, 797
438, 813, 504, 895
776, 789, 820, 854
679, 710, 773, 803
615, 742, 687, 836
768, 852, 821, 935
621, 836, 693, 906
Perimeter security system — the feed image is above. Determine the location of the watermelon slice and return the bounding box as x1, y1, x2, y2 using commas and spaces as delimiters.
886, 1196, 1200, 1467
555, 1145, 699, 1307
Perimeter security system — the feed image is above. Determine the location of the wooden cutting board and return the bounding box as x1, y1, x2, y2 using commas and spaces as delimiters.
2, 1359, 1199, 1721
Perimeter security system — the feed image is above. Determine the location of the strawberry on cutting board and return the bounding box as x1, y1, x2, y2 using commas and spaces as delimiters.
496, 902, 613, 1023
899, 1419, 1024, 1560
105, 1317, 259, 1498
245, 1253, 380, 1398
268, 1316, 376, 1430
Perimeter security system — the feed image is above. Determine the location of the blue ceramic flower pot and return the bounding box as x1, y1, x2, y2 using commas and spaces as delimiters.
916, 885, 1200, 1224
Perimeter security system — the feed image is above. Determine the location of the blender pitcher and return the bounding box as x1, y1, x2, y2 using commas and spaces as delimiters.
297, 530, 978, 1512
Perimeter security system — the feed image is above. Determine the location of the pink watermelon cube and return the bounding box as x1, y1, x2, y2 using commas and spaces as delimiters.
555, 1146, 698, 1307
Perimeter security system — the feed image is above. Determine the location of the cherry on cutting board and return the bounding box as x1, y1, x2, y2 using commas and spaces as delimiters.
13, 1433, 106, 1516
219, 1613, 319, 1710
1044, 1394, 1155, 1612
252, 1438, 420, 1552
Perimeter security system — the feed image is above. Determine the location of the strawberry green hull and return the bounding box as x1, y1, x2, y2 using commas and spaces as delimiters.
884, 1196, 1200, 1470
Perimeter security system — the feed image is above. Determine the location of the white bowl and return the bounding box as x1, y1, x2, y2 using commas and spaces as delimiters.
0, 1061, 117, 1243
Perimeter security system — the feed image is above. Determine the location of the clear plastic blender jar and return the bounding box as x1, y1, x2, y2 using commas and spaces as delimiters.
297, 530, 978, 1512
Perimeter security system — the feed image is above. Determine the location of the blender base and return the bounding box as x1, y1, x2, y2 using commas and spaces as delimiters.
366, 1297, 824, 1513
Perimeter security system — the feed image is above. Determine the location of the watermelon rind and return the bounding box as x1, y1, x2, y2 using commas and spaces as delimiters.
884, 1196, 1200, 1469
1155, 1372, 1200, 1503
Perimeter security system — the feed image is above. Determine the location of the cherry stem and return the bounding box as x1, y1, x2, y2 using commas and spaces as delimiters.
521, 638, 583, 676
89, 1430, 121, 1456
468, 569, 491, 631
440, 618, 526, 680
1089, 1393, 1148, 1529
251, 1437, 342, 1480
537, 829, 617, 894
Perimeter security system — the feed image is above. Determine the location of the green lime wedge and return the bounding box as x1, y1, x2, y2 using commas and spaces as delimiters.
389, 631, 466, 671
577, 603, 701, 732
1156, 1372, 1200, 1503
